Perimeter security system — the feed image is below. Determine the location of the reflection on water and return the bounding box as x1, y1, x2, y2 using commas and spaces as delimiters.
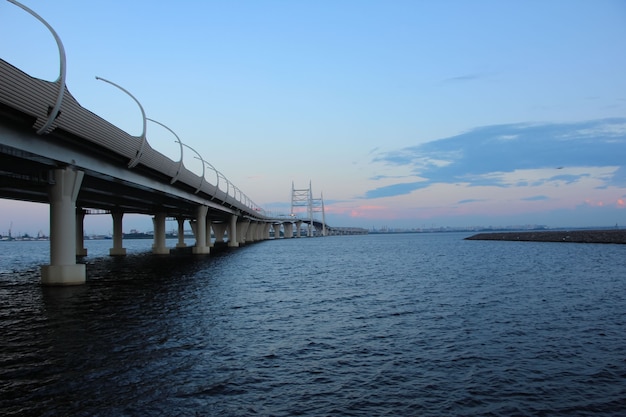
1, 234, 625, 416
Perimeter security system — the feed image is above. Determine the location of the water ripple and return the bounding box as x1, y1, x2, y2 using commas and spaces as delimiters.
1, 235, 625, 416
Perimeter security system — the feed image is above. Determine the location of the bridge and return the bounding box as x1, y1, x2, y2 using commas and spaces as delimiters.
0, 1, 367, 285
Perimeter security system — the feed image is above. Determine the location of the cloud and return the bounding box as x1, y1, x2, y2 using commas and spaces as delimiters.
522, 195, 549, 201
548, 174, 588, 185
442, 73, 486, 83
367, 118, 626, 198
364, 182, 426, 199
458, 199, 487, 204
607, 166, 626, 188
369, 174, 411, 181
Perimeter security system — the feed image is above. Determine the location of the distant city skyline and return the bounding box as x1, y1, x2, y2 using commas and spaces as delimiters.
1, 0, 625, 235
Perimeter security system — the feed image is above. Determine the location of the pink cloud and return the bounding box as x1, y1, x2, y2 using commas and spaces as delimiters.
582, 197, 626, 209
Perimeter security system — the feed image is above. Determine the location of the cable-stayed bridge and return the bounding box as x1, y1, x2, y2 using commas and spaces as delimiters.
0, 1, 366, 285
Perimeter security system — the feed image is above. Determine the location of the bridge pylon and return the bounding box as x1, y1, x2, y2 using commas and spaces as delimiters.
290, 181, 326, 236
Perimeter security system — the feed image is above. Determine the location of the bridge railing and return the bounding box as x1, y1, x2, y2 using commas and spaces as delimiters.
1, 1, 270, 220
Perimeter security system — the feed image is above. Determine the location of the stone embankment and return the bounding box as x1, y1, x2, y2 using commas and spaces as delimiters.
465, 229, 626, 244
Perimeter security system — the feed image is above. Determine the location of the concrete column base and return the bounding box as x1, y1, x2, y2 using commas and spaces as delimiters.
192, 246, 210, 255
152, 247, 170, 255
109, 247, 127, 256
41, 264, 86, 286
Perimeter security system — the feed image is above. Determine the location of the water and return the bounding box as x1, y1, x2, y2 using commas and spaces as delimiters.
1, 233, 625, 416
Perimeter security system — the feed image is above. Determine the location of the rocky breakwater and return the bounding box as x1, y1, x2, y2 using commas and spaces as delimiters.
465, 229, 626, 244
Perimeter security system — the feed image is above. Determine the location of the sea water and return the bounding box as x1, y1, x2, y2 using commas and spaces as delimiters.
1, 233, 625, 416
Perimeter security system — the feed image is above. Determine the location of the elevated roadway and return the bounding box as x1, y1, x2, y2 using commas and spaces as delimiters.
0, 0, 366, 286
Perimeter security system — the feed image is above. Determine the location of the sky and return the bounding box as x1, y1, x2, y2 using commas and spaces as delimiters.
1, 0, 625, 235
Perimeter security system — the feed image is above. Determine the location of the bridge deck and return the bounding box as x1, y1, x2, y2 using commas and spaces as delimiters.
0, 59, 255, 221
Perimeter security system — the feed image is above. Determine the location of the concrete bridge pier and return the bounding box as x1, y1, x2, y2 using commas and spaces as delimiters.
152, 212, 169, 254
284, 222, 294, 239
257, 223, 264, 240
263, 223, 271, 240
257, 223, 266, 241
192, 205, 210, 254
76, 209, 87, 256
246, 222, 255, 243
212, 222, 227, 244
259, 223, 267, 240
228, 214, 238, 248
238, 219, 250, 245
296, 220, 302, 238
41, 168, 86, 285
109, 211, 127, 256
246, 221, 257, 243
175, 217, 187, 248
272, 223, 281, 239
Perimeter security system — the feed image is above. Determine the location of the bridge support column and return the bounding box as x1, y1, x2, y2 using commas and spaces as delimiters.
193, 205, 210, 254
263, 223, 271, 240
284, 222, 294, 239
212, 222, 227, 244
228, 214, 238, 247
109, 212, 127, 256
176, 217, 187, 248
273, 223, 281, 239
152, 213, 169, 254
296, 220, 303, 238
247, 222, 257, 243
41, 168, 86, 285
238, 219, 250, 245
206, 219, 213, 247
76, 209, 87, 256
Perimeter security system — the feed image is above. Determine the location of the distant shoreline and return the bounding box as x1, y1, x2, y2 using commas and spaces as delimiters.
465, 229, 626, 244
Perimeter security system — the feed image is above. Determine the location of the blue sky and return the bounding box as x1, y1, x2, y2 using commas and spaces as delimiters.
1, 0, 625, 234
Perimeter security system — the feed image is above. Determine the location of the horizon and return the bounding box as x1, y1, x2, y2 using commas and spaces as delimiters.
0, 199, 623, 238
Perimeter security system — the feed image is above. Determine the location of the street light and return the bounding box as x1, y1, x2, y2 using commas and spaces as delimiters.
202, 161, 223, 199
146, 118, 184, 184
218, 172, 230, 199
95, 76, 147, 168
8, 0, 67, 135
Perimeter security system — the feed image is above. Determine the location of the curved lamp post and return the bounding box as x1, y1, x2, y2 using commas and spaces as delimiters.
226, 179, 236, 204
145, 119, 214, 197
184, 152, 206, 194
8, 0, 67, 134
202, 161, 222, 199
146, 118, 184, 184
202, 160, 258, 212
95, 76, 147, 168
217, 171, 229, 200
233, 186, 241, 203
